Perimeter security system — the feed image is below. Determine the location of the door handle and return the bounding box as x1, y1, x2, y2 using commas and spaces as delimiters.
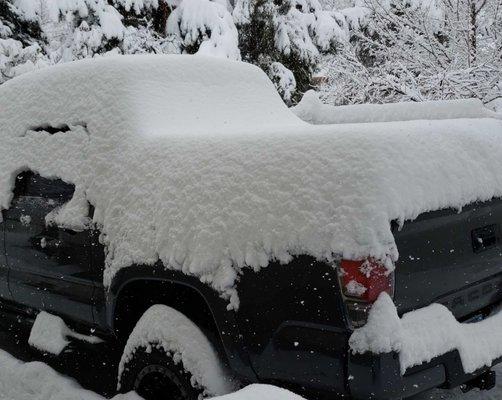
35, 237, 62, 250
471, 224, 498, 253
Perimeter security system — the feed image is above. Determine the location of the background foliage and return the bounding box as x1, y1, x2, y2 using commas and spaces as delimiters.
0, 0, 500, 107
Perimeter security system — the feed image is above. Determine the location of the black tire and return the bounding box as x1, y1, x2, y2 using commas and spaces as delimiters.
119, 346, 202, 400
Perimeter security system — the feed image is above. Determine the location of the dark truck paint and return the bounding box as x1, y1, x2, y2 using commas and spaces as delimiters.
0, 171, 502, 399
394, 198, 502, 320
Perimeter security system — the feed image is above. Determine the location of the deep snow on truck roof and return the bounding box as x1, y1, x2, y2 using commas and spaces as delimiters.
1, 54, 502, 308
0, 54, 303, 138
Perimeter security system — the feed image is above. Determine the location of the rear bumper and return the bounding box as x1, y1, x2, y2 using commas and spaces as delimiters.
348, 349, 502, 399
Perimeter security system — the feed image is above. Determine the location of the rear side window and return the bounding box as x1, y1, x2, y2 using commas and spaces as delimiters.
4, 172, 75, 223
13, 171, 74, 203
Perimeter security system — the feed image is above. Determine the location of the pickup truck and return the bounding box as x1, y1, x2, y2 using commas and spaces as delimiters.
1, 55, 502, 400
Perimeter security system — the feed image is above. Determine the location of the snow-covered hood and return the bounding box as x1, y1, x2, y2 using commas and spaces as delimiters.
1, 55, 502, 308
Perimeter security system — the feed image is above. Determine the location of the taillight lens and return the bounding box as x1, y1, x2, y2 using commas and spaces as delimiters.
338, 258, 395, 328
339, 258, 394, 302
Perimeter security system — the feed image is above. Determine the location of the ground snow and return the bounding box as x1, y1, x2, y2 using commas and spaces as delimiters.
208, 384, 305, 400
350, 294, 502, 375
0, 347, 501, 400
0, 349, 140, 400
1, 55, 502, 308
28, 312, 102, 356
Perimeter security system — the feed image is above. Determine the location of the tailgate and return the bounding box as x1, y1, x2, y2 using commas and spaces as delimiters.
393, 198, 502, 319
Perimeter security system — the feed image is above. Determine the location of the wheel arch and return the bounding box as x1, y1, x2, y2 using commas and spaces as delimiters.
106, 267, 258, 382
111, 278, 224, 350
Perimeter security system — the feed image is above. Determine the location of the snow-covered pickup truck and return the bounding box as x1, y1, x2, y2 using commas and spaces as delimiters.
1, 55, 502, 400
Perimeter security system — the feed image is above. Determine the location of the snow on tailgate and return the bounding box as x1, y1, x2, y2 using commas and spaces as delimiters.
1, 55, 502, 308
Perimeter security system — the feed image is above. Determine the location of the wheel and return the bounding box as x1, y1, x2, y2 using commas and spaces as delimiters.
119, 346, 201, 400
117, 304, 235, 400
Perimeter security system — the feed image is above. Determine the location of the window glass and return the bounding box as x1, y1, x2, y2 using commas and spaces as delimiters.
4, 172, 75, 222
15, 171, 74, 202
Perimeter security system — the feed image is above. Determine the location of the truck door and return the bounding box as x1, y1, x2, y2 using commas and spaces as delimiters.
0, 211, 11, 302
4, 171, 97, 325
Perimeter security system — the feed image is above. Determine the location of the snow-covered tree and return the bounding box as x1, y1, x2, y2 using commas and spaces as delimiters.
0, 0, 347, 102
2, 0, 499, 105
317, 0, 502, 105
234, 0, 347, 102
0, 0, 48, 82
1, 0, 240, 66
167, 0, 240, 59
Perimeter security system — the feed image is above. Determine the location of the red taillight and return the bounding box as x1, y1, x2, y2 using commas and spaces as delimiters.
339, 258, 394, 303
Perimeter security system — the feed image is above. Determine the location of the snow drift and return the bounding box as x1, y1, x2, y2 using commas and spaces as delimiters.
0, 350, 140, 400
1, 55, 502, 308
0, 345, 500, 400
208, 385, 307, 400
0, 346, 309, 400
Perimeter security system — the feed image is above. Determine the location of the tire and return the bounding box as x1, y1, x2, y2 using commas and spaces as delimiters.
119, 345, 201, 400
117, 305, 235, 400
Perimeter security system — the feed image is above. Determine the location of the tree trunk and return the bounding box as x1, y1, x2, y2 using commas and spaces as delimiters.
153, 0, 170, 35
469, 0, 477, 66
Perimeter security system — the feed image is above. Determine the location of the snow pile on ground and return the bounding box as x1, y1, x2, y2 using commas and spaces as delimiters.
0, 347, 307, 400
208, 384, 306, 400
28, 312, 102, 355
0, 344, 501, 400
350, 293, 502, 375
292, 90, 499, 125
118, 305, 235, 396
1, 55, 502, 308
0, 349, 140, 400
